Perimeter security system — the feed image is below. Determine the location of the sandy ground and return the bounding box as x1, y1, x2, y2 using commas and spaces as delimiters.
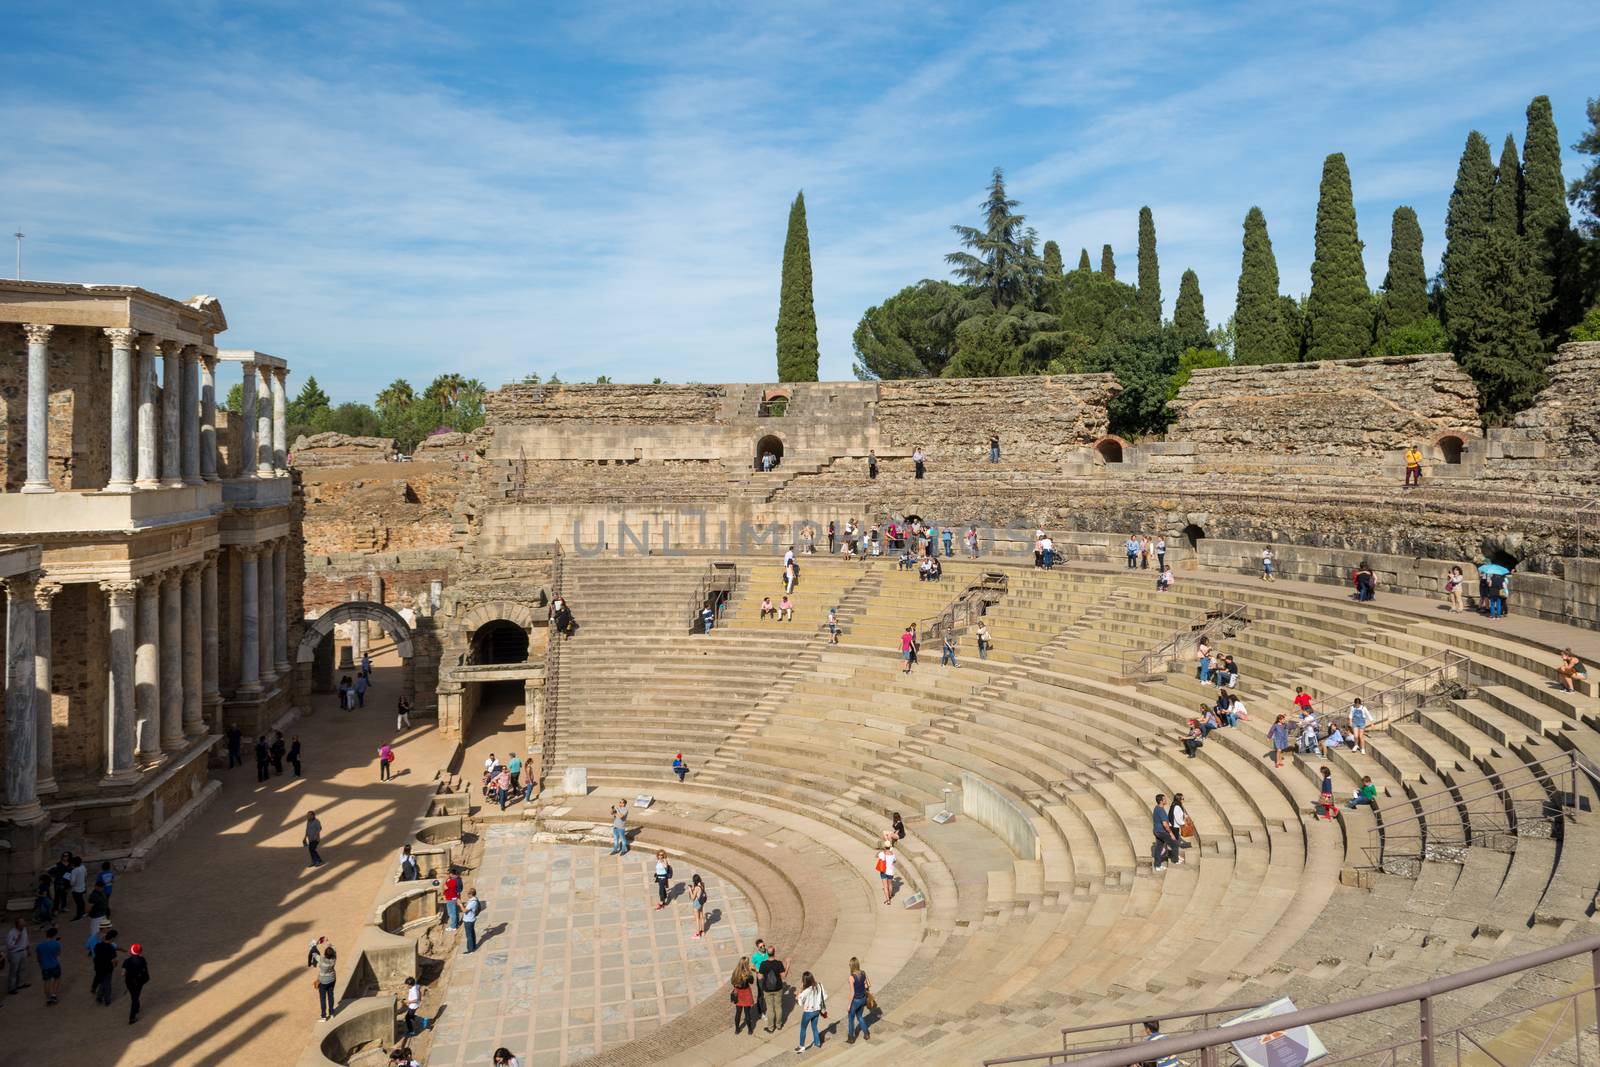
6, 643, 453, 1067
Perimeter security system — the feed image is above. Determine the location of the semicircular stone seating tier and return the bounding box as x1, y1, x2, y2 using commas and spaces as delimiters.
296, 600, 416, 663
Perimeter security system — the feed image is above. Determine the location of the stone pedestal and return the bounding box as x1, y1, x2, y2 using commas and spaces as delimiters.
563, 766, 588, 797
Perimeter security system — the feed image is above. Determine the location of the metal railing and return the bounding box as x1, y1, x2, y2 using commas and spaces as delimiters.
1318, 649, 1473, 729
983, 934, 1600, 1067
689, 560, 739, 632
918, 571, 1009, 647
1119, 599, 1250, 677
540, 540, 564, 790
1051, 1001, 1269, 1065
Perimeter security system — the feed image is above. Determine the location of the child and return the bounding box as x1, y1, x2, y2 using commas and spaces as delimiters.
672, 753, 688, 783
1317, 766, 1339, 820
1156, 567, 1173, 591
1348, 776, 1378, 809
827, 607, 839, 645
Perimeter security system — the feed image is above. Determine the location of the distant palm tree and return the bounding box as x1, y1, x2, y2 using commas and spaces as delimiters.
376, 378, 415, 412
425, 373, 467, 410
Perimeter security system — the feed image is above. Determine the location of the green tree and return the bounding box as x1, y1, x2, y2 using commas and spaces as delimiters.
1570, 304, 1600, 341
1042, 241, 1063, 279
776, 190, 820, 381
313, 402, 382, 438
1168, 344, 1230, 403
1136, 207, 1160, 325
594, 374, 612, 384
1234, 207, 1294, 364
1375, 207, 1430, 350
1570, 96, 1600, 237
1083, 325, 1183, 437
288, 376, 331, 425
852, 280, 965, 379
1381, 316, 1451, 356
1305, 153, 1370, 360
424, 373, 466, 411
1078, 248, 1092, 271
375, 379, 414, 414
1173, 269, 1207, 348
1442, 132, 1497, 357
1522, 95, 1570, 336
1101, 244, 1116, 279
1048, 269, 1143, 372
945, 168, 1040, 314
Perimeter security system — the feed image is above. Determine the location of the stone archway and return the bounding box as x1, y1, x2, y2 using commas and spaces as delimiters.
296, 601, 416, 664
755, 434, 785, 470
1093, 435, 1126, 464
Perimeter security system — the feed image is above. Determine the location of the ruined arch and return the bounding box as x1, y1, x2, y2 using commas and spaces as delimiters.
1433, 433, 1466, 465
755, 434, 785, 470
1182, 524, 1206, 550
296, 601, 414, 664
1093, 435, 1126, 464
470, 620, 530, 664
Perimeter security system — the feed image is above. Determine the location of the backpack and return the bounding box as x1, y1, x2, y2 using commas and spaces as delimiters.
762, 962, 784, 991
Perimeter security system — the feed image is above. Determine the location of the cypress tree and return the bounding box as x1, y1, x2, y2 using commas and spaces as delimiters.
775, 191, 820, 381
1305, 153, 1370, 360
1173, 269, 1207, 348
1078, 248, 1092, 272
1376, 206, 1430, 346
1491, 135, 1525, 239
1101, 244, 1116, 279
1136, 207, 1160, 325
1442, 132, 1496, 352
1521, 95, 1569, 333
1234, 207, 1293, 364
1042, 241, 1063, 278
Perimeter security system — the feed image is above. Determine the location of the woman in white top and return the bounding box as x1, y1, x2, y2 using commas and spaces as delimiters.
876, 844, 896, 904
1168, 793, 1190, 861
795, 970, 827, 1052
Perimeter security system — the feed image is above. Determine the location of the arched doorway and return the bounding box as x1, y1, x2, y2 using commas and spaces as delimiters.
297, 600, 419, 703
1182, 524, 1206, 550
755, 434, 784, 471
1484, 547, 1520, 570
1434, 434, 1465, 464
471, 620, 530, 664
1093, 436, 1125, 464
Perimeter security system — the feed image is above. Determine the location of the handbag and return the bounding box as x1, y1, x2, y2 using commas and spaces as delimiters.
865, 992, 878, 1012
1180, 818, 1195, 839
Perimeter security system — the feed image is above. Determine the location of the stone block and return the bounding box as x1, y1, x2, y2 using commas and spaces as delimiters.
563, 766, 588, 796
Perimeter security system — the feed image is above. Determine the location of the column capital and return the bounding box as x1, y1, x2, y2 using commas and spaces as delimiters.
22, 323, 54, 345
180, 343, 201, 364
99, 579, 141, 600
138, 333, 163, 357
3, 572, 39, 599
237, 544, 261, 561
273, 366, 289, 383
201, 352, 218, 371
158, 337, 185, 358
32, 580, 61, 610
104, 327, 140, 348
203, 547, 223, 565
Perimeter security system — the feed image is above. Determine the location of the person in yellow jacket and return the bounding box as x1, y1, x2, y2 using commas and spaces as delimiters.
1404, 445, 1423, 488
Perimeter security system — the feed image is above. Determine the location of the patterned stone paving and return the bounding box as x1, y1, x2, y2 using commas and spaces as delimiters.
426, 827, 759, 1067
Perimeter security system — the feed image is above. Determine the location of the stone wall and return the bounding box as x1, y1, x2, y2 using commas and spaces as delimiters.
0, 323, 114, 490
1169, 353, 1482, 455
876, 374, 1121, 462
487, 382, 728, 423
289, 431, 395, 467
1489, 342, 1600, 481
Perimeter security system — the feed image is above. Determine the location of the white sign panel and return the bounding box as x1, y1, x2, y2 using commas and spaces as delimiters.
1223, 997, 1328, 1067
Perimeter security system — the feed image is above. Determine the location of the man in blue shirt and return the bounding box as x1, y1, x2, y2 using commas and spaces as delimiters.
36, 927, 63, 1005
1125, 536, 1141, 569
1151, 794, 1179, 872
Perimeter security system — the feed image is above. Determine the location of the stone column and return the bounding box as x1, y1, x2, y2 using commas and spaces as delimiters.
159, 571, 184, 752
182, 564, 204, 736
199, 355, 219, 482
136, 334, 161, 489
104, 329, 138, 493
101, 581, 140, 783
258, 543, 275, 684
240, 362, 258, 482
181, 346, 202, 485
3, 573, 41, 821
271, 368, 288, 470
160, 341, 183, 487
201, 551, 221, 726
22, 324, 53, 493
237, 547, 261, 694
134, 576, 162, 761
33, 581, 58, 794
272, 542, 290, 675
256, 365, 274, 476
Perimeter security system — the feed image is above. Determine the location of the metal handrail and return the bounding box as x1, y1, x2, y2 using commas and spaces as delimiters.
1052, 999, 1268, 1064
983, 933, 1600, 1066
540, 540, 564, 790
917, 572, 1009, 647
1316, 649, 1472, 726
688, 560, 739, 632
1119, 599, 1250, 676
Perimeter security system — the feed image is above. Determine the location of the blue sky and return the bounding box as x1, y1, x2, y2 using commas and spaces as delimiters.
2, 1, 1596, 401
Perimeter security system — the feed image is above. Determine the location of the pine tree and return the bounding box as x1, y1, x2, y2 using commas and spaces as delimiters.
1521, 95, 1570, 336
1173, 269, 1207, 348
1078, 248, 1092, 272
1101, 244, 1116, 279
1234, 207, 1293, 364
1136, 207, 1160, 325
1376, 207, 1430, 347
1305, 153, 1370, 360
776, 191, 820, 381
1042, 241, 1063, 278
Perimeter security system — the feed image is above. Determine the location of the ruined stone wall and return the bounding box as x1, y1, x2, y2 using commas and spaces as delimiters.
1168, 353, 1482, 454
876, 374, 1120, 463
1490, 342, 1600, 480
488, 382, 728, 423
289, 431, 395, 467
0, 322, 115, 490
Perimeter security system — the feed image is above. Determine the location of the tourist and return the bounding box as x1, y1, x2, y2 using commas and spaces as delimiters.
751, 938, 769, 974
1151, 794, 1179, 872
551, 596, 576, 636
396, 696, 412, 730
1293, 686, 1314, 718
779, 595, 793, 621
1490, 570, 1510, 618
1155, 536, 1167, 570
494, 765, 512, 810
389, 1049, 420, 1067
989, 433, 1000, 463
226, 724, 243, 768
1219, 654, 1238, 688
314, 942, 337, 1018
87, 880, 109, 922
875, 843, 896, 903
5, 917, 29, 993
690, 874, 708, 939
700, 604, 715, 632
398, 845, 418, 882
974, 620, 992, 661
912, 445, 925, 479
827, 521, 836, 554
942, 527, 954, 557
1559, 650, 1590, 694
522, 753, 537, 802
68, 855, 87, 920
1142, 1020, 1180, 1067
1196, 642, 1213, 685
403, 976, 430, 1036
1124, 534, 1140, 569
784, 562, 796, 595
270, 731, 287, 775
900, 626, 915, 674
1404, 444, 1423, 488
463, 889, 481, 952
91, 927, 119, 1005
1169, 794, 1191, 858
759, 945, 788, 1032
1199, 706, 1221, 738
1156, 566, 1173, 592
254, 736, 270, 782
85, 916, 110, 959
93, 860, 114, 916
966, 526, 979, 558
378, 742, 395, 782
1041, 534, 1055, 569
1229, 693, 1250, 722
1297, 706, 1321, 755
34, 875, 54, 926
36, 927, 61, 1006
1181, 720, 1203, 758
493, 1050, 522, 1067
1444, 566, 1466, 613
1354, 561, 1376, 601
354, 671, 369, 708
441, 870, 461, 928
891, 812, 908, 843
653, 850, 673, 909
1348, 776, 1378, 809
508, 752, 522, 795
288, 735, 303, 776
1139, 534, 1151, 570
1261, 546, 1275, 581
827, 607, 839, 645
1269, 715, 1290, 769
1348, 697, 1371, 753
731, 958, 758, 1034
867, 451, 878, 479
673, 752, 689, 782
845, 957, 872, 1043
759, 596, 775, 620
304, 811, 324, 867
610, 799, 630, 855
941, 634, 959, 668
795, 970, 827, 1052
1324, 722, 1347, 750
361, 651, 372, 682
122, 943, 149, 1024
1215, 689, 1236, 727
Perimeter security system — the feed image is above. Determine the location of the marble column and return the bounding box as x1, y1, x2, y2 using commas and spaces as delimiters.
160, 341, 183, 487
273, 542, 290, 675
258, 543, 275, 684
271, 369, 288, 470
240, 362, 258, 482
104, 329, 138, 493
134, 576, 162, 761
182, 564, 203, 736
256, 365, 274, 477
201, 552, 221, 725
3, 573, 41, 820
136, 334, 161, 489
22, 324, 53, 493
33, 581, 58, 794
159, 571, 185, 751
199, 356, 219, 482
101, 581, 140, 783
181, 346, 202, 485
237, 547, 261, 694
